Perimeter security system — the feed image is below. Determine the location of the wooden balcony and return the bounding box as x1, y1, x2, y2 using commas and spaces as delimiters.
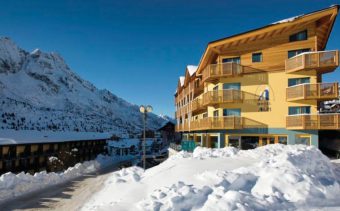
202, 62, 260, 83
175, 104, 189, 118
202, 90, 243, 106
191, 98, 204, 113
285, 50, 339, 73
175, 116, 243, 132
286, 82, 339, 101
286, 113, 340, 130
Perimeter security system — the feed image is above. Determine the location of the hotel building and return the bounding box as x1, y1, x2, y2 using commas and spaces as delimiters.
174, 5, 340, 149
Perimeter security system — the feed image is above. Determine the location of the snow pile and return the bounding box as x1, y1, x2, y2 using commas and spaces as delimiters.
0, 154, 115, 202
193, 146, 239, 159
106, 167, 144, 184
83, 144, 340, 210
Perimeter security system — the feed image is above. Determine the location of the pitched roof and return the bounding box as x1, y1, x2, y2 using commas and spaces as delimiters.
179, 76, 185, 87
196, 5, 339, 75
187, 65, 198, 76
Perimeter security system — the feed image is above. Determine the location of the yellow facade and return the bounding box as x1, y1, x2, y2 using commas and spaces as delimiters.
175, 6, 340, 148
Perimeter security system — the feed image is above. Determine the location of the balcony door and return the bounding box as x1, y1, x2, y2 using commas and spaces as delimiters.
288, 106, 311, 115
288, 77, 310, 87
222, 57, 241, 75
222, 57, 240, 64
288, 48, 310, 59
223, 83, 240, 90
223, 108, 241, 117
223, 83, 241, 101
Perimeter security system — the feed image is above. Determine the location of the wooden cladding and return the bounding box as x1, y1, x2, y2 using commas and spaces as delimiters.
202, 62, 262, 83
286, 114, 340, 130
285, 50, 339, 73
286, 82, 339, 101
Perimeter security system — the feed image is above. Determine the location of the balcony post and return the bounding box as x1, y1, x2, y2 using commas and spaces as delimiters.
233, 116, 235, 129
336, 50, 339, 66
302, 54, 305, 69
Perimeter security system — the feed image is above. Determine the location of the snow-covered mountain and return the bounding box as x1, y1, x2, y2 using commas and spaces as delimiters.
0, 37, 167, 136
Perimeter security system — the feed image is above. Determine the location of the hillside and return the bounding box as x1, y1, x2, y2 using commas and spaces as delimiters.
0, 37, 167, 136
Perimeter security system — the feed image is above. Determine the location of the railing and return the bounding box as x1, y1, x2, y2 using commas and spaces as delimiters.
286, 82, 339, 101
191, 98, 203, 112
285, 50, 339, 73
202, 62, 261, 82
202, 90, 243, 105
176, 116, 243, 132
286, 113, 340, 130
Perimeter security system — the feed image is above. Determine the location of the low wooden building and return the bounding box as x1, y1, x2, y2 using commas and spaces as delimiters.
0, 130, 110, 174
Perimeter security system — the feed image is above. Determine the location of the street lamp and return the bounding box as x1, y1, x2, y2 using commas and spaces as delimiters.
140, 105, 153, 169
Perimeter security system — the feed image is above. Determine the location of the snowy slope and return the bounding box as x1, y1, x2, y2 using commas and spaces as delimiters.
0, 37, 166, 136
82, 145, 340, 211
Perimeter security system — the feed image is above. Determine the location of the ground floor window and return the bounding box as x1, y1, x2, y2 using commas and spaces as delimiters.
278, 136, 288, 145
241, 136, 259, 150
209, 136, 219, 148
296, 135, 311, 145
228, 136, 240, 148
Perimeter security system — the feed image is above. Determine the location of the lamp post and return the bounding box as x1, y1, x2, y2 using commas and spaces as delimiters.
139, 105, 153, 170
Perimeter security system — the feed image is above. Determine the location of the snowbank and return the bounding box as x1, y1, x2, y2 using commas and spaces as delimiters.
83, 144, 340, 210
0, 154, 118, 202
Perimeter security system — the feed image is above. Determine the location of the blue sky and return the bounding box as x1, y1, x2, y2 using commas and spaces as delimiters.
1, 0, 339, 116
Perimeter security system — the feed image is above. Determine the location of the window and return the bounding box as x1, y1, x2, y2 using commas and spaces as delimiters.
289, 30, 307, 42
278, 136, 288, 145
288, 77, 310, 87
288, 48, 310, 59
222, 57, 241, 64
252, 53, 262, 63
288, 106, 311, 115
223, 109, 241, 117
223, 83, 241, 90
295, 135, 311, 145
213, 110, 219, 117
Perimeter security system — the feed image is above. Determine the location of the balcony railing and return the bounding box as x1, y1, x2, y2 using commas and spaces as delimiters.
286, 82, 339, 101
285, 50, 339, 73
286, 113, 340, 130
191, 98, 203, 112
176, 116, 243, 132
202, 90, 243, 106
202, 62, 261, 82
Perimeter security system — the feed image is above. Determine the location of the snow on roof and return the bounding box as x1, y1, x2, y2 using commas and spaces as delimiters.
108, 138, 158, 148
187, 65, 198, 76
271, 15, 303, 25
0, 129, 111, 145
108, 139, 140, 148
179, 76, 185, 87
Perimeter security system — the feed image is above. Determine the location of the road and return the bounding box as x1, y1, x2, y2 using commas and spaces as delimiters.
0, 162, 129, 211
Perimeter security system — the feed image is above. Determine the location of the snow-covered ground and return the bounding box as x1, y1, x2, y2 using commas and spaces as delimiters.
82, 145, 340, 211
0, 154, 133, 203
